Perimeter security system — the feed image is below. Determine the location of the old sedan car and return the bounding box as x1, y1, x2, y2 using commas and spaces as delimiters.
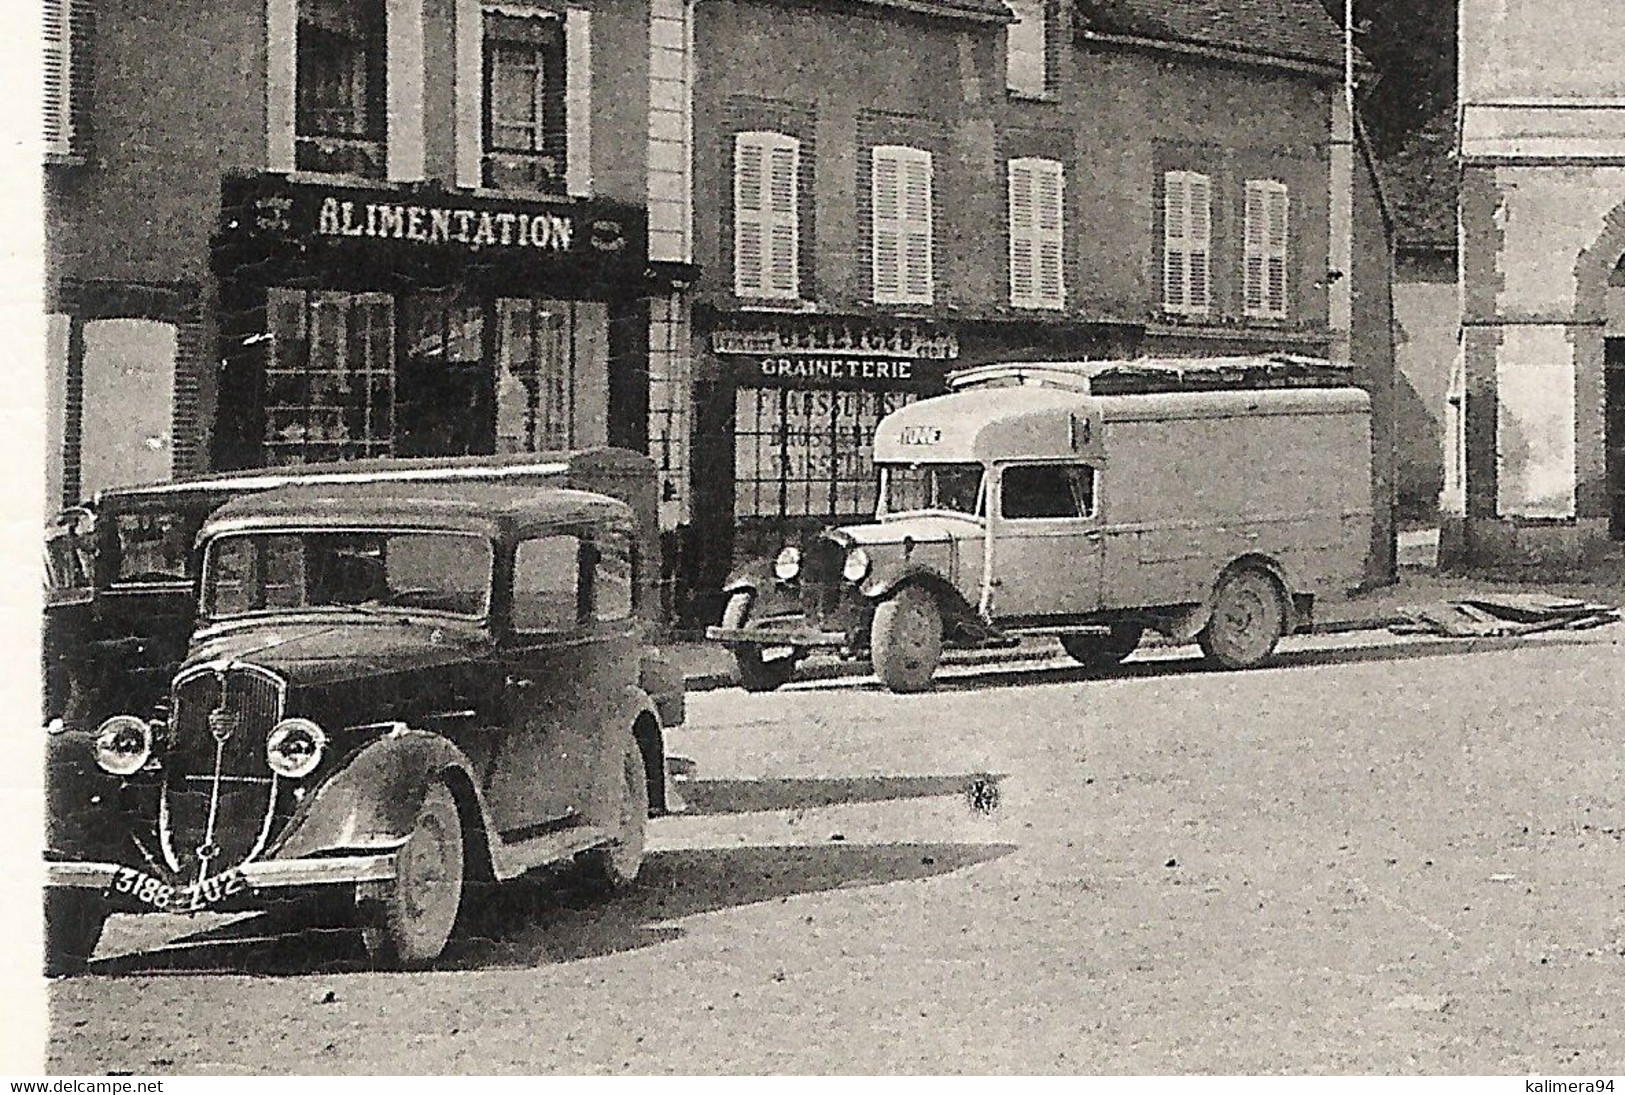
45, 476, 676, 972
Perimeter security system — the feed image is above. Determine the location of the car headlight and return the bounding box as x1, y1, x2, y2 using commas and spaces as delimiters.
266, 718, 327, 779
843, 547, 872, 583
773, 545, 802, 582
95, 715, 153, 776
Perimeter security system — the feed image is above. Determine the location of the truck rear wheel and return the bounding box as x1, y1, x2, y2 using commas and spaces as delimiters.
1061, 624, 1143, 668
721, 592, 798, 692
870, 585, 943, 693
1198, 569, 1287, 670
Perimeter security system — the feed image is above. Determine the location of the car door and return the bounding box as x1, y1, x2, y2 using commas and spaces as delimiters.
989, 462, 1103, 620
487, 531, 595, 838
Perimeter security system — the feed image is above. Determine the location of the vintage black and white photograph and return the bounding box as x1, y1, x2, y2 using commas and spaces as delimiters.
12, 0, 1625, 1076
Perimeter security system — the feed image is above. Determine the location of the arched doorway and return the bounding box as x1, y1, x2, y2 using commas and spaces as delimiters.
1606, 254, 1625, 539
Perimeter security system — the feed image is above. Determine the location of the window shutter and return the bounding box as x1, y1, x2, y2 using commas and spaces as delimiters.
1186, 172, 1211, 313
1266, 184, 1289, 318
1035, 160, 1063, 308
872, 145, 932, 306
767, 140, 799, 297
1243, 181, 1267, 316
1162, 172, 1188, 312
1008, 160, 1035, 306
733, 137, 766, 296
44, 0, 71, 157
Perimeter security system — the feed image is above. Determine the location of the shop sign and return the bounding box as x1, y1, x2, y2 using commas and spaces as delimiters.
731, 354, 949, 392
713, 320, 959, 360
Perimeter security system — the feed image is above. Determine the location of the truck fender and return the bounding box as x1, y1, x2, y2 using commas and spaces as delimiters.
860, 567, 979, 629
269, 726, 499, 880
720, 559, 774, 599
1171, 555, 1297, 640
605, 685, 670, 817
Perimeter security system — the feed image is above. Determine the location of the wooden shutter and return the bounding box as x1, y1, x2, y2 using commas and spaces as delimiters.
1163, 170, 1210, 315
1244, 179, 1289, 319
734, 132, 799, 299
44, 0, 72, 157
1009, 157, 1063, 309
873, 145, 931, 305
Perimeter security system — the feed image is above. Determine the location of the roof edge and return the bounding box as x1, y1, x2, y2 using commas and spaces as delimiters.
1076, 26, 1349, 79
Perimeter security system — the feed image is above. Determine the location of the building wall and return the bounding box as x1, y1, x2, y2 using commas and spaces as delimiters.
1460, 0, 1625, 102
1393, 248, 1456, 518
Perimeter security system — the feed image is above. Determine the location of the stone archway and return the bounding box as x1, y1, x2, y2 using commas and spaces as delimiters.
1572, 199, 1625, 539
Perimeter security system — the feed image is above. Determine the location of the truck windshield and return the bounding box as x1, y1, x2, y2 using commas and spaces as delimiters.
203, 530, 493, 620
880, 463, 985, 517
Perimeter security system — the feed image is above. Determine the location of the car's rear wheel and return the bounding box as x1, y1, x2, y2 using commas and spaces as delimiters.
1061, 623, 1143, 668
580, 726, 649, 893
722, 592, 798, 693
359, 781, 464, 970
1198, 568, 1288, 670
870, 584, 943, 693
43, 890, 106, 977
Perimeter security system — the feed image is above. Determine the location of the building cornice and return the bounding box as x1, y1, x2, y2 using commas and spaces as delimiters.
1074, 28, 1346, 81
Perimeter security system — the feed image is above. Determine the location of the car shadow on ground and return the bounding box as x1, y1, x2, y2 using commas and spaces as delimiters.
81, 839, 1015, 978
678, 773, 1005, 815
811, 631, 1612, 695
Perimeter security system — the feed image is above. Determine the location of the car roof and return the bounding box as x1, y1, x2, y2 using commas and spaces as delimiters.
200, 481, 634, 541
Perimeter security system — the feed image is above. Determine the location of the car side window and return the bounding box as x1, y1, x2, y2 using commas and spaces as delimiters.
1001, 464, 1096, 519
593, 531, 634, 622
512, 535, 582, 632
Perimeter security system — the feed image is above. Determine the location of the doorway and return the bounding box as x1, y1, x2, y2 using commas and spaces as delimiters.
395, 290, 495, 458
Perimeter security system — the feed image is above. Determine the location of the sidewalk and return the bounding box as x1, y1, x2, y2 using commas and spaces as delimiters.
664, 556, 1625, 692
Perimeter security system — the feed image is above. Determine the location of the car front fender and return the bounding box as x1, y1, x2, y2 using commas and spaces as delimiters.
859, 565, 979, 625
45, 727, 128, 862
269, 726, 493, 869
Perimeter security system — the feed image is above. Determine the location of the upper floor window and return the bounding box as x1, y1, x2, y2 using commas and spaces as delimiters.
483, 10, 567, 193
296, 0, 387, 177
1244, 179, 1291, 319
44, 0, 80, 159
1008, 157, 1064, 309
871, 145, 934, 306
733, 131, 800, 299
1005, 0, 1048, 97
1162, 170, 1211, 316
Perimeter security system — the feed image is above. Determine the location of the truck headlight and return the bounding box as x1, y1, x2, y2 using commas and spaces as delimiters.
773, 545, 802, 582
94, 716, 152, 776
843, 547, 872, 583
266, 718, 326, 779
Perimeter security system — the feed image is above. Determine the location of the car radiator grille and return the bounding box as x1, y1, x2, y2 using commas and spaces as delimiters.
160, 663, 285, 881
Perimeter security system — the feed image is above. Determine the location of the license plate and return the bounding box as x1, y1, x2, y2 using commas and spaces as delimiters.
109, 865, 248, 912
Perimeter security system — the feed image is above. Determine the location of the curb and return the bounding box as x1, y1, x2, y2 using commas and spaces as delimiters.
681, 613, 1406, 691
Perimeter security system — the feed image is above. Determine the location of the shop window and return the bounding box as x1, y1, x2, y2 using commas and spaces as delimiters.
1005, 0, 1048, 97
871, 145, 933, 306
513, 535, 582, 632
733, 131, 800, 300
1162, 170, 1211, 316
734, 388, 918, 520
495, 298, 575, 452
1008, 157, 1064, 310
296, 0, 387, 178
397, 291, 490, 457
1244, 179, 1290, 319
265, 289, 395, 464
1001, 464, 1095, 520
483, 10, 567, 193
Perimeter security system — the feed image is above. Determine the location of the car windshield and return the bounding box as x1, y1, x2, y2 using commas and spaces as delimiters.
203, 529, 493, 620
880, 463, 985, 517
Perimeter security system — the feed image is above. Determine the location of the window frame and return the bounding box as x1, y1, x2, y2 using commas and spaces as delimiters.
997, 462, 1097, 521
481, 8, 568, 193
733, 130, 801, 300
293, 0, 389, 177
1243, 178, 1291, 320
1161, 169, 1212, 317
870, 144, 934, 307
1008, 156, 1065, 310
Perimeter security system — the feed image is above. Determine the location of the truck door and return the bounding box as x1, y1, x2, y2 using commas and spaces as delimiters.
990, 463, 1103, 620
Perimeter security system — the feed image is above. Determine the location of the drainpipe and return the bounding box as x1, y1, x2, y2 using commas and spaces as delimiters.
1328, 0, 1355, 369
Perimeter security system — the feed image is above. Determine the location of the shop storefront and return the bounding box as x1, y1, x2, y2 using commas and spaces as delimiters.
211, 174, 654, 469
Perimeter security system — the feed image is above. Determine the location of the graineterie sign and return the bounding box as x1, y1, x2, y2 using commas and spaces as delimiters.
217, 175, 646, 282
712, 320, 959, 360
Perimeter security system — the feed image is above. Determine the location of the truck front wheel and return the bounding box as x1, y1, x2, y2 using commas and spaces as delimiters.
721, 592, 798, 692
870, 585, 943, 693
1198, 569, 1287, 670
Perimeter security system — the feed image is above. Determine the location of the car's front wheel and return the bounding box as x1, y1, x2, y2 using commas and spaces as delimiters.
43, 890, 106, 977
870, 584, 943, 693
580, 726, 649, 893
359, 781, 465, 970
721, 592, 798, 692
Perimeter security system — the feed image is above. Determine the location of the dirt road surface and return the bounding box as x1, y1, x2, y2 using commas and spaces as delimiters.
48, 628, 1625, 1073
